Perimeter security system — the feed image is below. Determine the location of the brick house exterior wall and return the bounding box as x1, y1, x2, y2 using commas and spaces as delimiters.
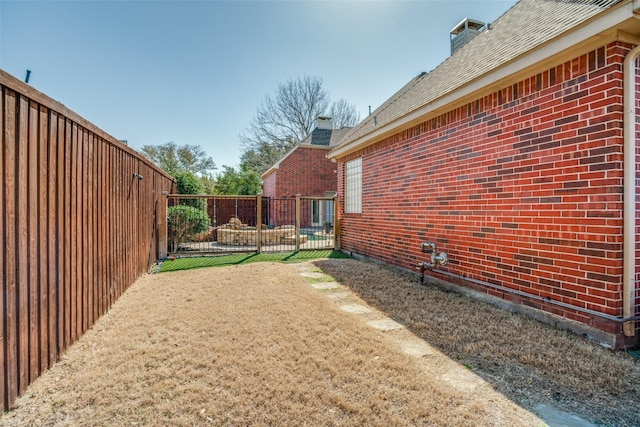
263, 145, 336, 199
336, 41, 640, 347
262, 170, 277, 199
262, 145, 337, 227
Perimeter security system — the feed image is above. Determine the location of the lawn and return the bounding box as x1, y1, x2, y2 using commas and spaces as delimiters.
158, 249, 349, 272
2, 257, 638, 426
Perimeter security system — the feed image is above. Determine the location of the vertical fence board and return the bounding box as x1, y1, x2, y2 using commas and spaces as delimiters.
127, 160, 133, 285
98, 139, 104, 319
127, 156, 133, 291
28, 100, 40, 382
38, 104, 49, 374
63, 118, 71, 350
4, 88, 18, 406
103, 141, 108, 312
81, 129, 88, 334
56, 114, 65, 357
103, 144, 108, 311
117, 150, 123, 299
128, 158, 134, 288
115, 150, 120, 300
87, 134, 94, 327
95, 138, 102, 319
70, 123, 78, 343
106, 144, 112, 310
17, 95, 29, 395
0, 85, 6, 410
47, 111, 58, 366
94, 136, 99, 322
111, 147, 116, 305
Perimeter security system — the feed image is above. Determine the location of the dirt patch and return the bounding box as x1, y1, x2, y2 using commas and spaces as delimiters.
1, 261, 543, 426
313, 258, 640, 427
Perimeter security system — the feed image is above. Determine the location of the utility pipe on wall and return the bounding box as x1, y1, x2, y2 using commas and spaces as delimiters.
623, 42, 640, 336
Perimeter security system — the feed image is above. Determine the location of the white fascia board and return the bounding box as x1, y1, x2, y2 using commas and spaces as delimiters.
330, 1, 636, 160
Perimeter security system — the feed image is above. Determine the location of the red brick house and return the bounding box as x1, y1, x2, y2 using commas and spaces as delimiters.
330, 0, 640, 348
262, 116, 350, 227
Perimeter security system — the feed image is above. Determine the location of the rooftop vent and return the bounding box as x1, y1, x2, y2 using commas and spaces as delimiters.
450, 18, 485, 55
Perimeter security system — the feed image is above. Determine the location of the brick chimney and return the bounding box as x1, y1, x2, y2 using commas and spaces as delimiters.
450, 18, 485, 55
316, 116, 333, 130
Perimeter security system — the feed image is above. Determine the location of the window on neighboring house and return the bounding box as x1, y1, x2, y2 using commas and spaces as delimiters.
345, 158, 362, 213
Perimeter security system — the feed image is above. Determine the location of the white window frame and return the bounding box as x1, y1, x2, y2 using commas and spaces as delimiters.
345, 158, 362, 214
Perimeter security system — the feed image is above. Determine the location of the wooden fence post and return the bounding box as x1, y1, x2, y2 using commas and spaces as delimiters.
256, 195, 262, 254
333, 196, 340, 251
295, 194, 301, 252
157, 192, 168, 259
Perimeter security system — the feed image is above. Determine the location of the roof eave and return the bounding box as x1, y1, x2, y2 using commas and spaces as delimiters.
261, 167, 277, 179
330, 0, 638, 160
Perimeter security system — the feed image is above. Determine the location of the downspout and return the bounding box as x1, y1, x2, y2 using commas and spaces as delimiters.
622, 41, 640, 337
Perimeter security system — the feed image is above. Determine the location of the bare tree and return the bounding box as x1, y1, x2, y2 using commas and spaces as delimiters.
240, 75, 360, 174
330, 98, 361, 129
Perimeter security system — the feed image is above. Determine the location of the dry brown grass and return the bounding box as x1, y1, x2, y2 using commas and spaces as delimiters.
0, 261, 545, 426
314, 258, 640, 427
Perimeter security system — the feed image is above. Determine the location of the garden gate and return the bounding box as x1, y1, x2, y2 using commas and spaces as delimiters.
166, 195, 339, 255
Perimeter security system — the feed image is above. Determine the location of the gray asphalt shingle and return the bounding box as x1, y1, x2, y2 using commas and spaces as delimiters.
337, 0, 622, 147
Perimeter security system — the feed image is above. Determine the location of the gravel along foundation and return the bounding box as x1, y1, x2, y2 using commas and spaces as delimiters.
1, 258, 638, 426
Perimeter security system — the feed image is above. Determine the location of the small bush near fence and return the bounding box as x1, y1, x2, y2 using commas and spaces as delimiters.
167, 205, 210, 252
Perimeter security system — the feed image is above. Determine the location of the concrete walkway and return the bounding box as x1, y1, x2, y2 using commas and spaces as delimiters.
294, 262, 597, 427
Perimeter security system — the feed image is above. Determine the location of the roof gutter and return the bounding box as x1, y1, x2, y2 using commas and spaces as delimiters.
330, 0, 638, 160
622, 6, 640, 335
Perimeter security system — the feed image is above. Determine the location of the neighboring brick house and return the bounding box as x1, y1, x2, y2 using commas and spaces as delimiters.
262, 116, 350, 227
330, 0, 640, 348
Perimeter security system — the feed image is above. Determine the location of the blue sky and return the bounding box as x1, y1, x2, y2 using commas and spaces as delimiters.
1, 0, 517, 172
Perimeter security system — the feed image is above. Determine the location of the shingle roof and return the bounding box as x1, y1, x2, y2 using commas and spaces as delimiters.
262, 127, 353, 178
301, 127, 352, 147
337, 0, 623, 147
310, 128, 332, 146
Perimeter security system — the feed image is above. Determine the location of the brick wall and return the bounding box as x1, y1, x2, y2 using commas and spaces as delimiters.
273, 146, 337, 198
262, 170, 276, 198
262, 145, 337, 227
337, 41, 639, 344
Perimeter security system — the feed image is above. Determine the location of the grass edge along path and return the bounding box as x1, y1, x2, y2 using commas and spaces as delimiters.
157, 250, 350, 273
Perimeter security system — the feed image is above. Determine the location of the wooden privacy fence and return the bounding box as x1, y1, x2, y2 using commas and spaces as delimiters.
167, 195, 340, 254
0, 70, 175, 411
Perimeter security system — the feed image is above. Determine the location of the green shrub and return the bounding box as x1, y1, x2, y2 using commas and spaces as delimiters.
174, 171, 206, 211
168, 205, 210, 252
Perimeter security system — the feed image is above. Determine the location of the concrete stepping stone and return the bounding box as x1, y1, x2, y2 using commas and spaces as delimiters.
300, 272, 329, 279
534, 404, 597, 427
367, 319, 403, 331
340, 304, 372, 314
293, 264, 318, 273
400, 340, 435, 357
327, 292, 351, 300
440, 368, 486, 392
311, 282, 341, 290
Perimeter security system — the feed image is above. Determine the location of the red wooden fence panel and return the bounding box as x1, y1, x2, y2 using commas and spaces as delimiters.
0, 69, 175, 411
0, 82, 6, 411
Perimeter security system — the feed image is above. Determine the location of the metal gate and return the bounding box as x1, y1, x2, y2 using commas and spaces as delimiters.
166, 195, 338, 255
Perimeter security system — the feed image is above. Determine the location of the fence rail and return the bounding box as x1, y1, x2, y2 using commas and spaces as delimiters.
0, 70, 175, 411
167, 195, 338, 254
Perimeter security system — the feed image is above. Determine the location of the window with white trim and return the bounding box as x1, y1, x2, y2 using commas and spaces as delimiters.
345, 158, 362, 213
